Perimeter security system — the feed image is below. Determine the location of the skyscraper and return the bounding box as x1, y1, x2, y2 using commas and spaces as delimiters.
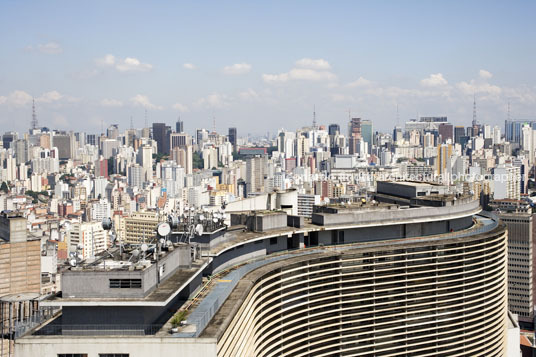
176, 119, 184, 133
454, 126, 465, 144
328, 124, 340, 136
360, 119, 373, 153
152, 123, 171, 155
438, 123, 453, 143
228, 127, 237, 153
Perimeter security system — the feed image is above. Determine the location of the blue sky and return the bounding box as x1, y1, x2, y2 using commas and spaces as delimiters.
1, 0, 535, 136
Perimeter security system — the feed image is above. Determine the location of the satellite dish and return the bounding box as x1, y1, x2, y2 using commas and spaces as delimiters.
159, 238, 165, 245
199, 215, 205, 221
195, 224, 204, 236
157, 222, 171, 237
77, 244, 83, 250
203, 208, 209, 213
141, 243, 148, 252
213, 218, 218, 223
77, 253, 83, 260
168, 215, 179, 229
69, 259, 77, 267
131, 249, 140, 257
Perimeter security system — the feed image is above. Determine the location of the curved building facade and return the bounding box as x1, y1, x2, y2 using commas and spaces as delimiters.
17, 189, 511, 357
214, 218, 508, 357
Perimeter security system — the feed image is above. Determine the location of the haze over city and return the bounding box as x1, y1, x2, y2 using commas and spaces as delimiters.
1, 0, 535, 134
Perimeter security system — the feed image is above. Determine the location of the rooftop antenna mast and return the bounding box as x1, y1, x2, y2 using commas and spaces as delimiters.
130, 116, 134, 130
507, 101, 511, 121
31, 98, 38, 130
101, 119, 104, 135
212, 114, 216, 133
396, 103, 400, 127
312, 105, 317, 130
472, 93, 477, 126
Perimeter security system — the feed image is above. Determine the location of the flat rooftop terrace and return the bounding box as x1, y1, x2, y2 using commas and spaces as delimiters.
41, 258, 209, 307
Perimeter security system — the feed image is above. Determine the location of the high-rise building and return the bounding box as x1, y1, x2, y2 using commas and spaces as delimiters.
176, 119, 184, 133
153, 123, 171, 154
246, 155, 266, 195
228, 127, 237, 153
137, 145, 153, 181
360, 120, 373, 153
67, 222, 109, 259
493, 165, 521, 200
490, 199, 535, 328
328, 124, 340, 136
13, 139, 29, 165
16, 186, 509, 356
454, 126, 465, 144
505, 119, 536, 143
122, 211, 159, 244
438, 123, 453, 143
106, 124, 119, 139
52, 134, 72, 160
127, 164, 145, 188
348, 117, 361, 139
2, 132, 17, 150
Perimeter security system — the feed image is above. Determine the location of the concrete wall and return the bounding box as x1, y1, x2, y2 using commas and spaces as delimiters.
312, 199, 479, 226
62, 244, 191, 298
15, 336, 217, 357
211, 241, 267, 274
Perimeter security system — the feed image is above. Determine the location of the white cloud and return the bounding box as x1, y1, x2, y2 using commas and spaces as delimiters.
172, 102, 189, 112
100, 98, 123, 107
239, 88, 259, 100
457, 80, 502, 96
37, 42, 63, 54
479, 69, 493, 79
346, 77, 372, 88
130, 95, 163, 110
263, 58, 337, 84
96, 54, 116, 66
194, 93, 230, 108
223, 63, 252, 75
96, 54, 153, 72
0, 90, 33, 107
116, 57, 152, 72
183, 63, 197, 70
36, 90, 63, 103
420, 73, 448, 87
263, 68, 336, 83
295, 58, 331, 70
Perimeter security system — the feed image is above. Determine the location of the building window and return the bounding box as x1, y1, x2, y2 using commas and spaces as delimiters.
109, 279, 142, 288
58, 354, 88, 357
270, 237, 277, 245
99, 354, 129, 357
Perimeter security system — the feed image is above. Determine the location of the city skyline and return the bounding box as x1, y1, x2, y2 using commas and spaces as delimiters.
1, 0, 535, 134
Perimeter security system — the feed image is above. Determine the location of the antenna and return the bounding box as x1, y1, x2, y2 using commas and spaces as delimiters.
144, 109, 148, 128
507, 101, 511, 121
101, 119, 104, 135
130, 116, 134, 130
396, 103, 400, 127
313, 104, 317, 130
31, 98, 38, 130
472, 93, 477, 126
212, 114, 216, 133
